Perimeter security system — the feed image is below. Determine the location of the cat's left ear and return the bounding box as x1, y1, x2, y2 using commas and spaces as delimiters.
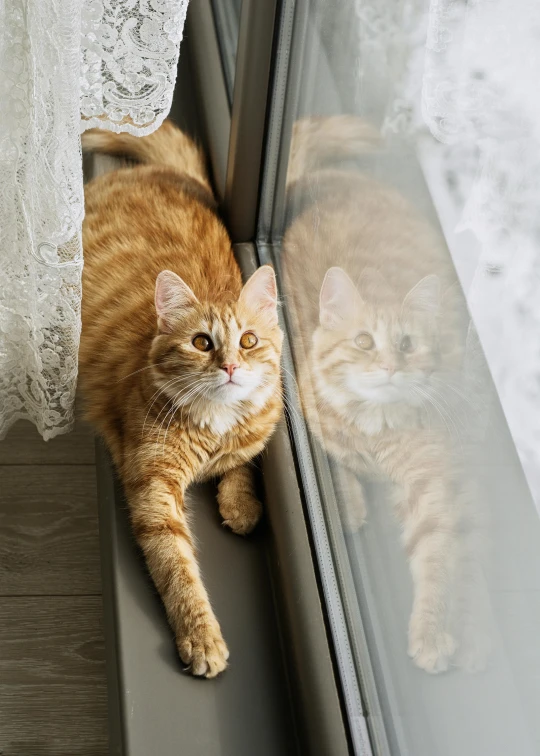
239, 265, 278, 326
155, 270, 199, 333
402, 275, 440, 315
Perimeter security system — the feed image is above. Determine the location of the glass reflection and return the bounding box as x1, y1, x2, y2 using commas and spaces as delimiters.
282, 116, 490, 674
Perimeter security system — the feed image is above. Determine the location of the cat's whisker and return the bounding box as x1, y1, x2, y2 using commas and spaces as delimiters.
160, 385, 208, 457
259, 376, 304, 429
179, 379, 216, 427
152, 384, 207, 464
419, 383, 468, 426
116, 363, 163, 383
420, 383, 473, 434
409, 383, 465, 453
410, 383, 451, 425
410, 392, 432, 432
184, 386, 210, 433
179, 384, 207, 430
144, 369, 206, 413
146, 384, 196, 443
279, 364, 302, 394
142, 374, 193, 438
147, 379, 207, 444
274, 388, 304, 427
428, 375, 486, 417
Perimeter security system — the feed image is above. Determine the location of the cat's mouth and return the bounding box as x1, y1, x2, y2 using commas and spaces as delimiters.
219, 375, 242, 387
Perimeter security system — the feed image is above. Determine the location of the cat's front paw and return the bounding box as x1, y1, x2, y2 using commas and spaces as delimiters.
408, 627, 457, 674
177, 620, 229, 679
220, 495, 262, 536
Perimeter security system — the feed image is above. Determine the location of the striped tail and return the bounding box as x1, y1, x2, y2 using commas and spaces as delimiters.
82, 120, 211, 191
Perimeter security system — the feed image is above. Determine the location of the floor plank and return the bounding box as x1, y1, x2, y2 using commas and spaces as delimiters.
0, 466, 102, 595
0, 420, 95, 465
0, 596, 108, 755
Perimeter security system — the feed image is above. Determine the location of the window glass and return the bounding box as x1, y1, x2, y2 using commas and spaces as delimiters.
259, 1, 540, 754
211, 0, 242, 103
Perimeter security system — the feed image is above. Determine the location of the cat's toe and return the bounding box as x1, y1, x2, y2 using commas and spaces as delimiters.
408, 630, 457, 674
178, 624, 230, 679
221, 497, 262, 536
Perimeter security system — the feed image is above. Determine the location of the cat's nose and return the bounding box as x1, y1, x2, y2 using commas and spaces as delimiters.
221, 363, 239, 377
381, 365, 396, 376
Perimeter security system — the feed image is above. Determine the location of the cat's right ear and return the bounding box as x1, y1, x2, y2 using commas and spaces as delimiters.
319, 267, 362, 329
155, 270, 199, 333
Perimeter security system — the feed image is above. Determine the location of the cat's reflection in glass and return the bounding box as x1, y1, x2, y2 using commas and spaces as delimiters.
282, 116, 492, 675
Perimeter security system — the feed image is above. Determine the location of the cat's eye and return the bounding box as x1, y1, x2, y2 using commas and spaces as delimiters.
192, 334, 213, 352
400, 334, 414, 353
355, 332, 374, 350
240, 331, 258, 349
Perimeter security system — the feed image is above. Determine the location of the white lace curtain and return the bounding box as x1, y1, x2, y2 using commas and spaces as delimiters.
354, 0, 540, 503
0, 0, 188, 440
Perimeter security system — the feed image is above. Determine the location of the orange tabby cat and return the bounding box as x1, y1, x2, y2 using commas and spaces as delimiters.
80, 121, 283, 678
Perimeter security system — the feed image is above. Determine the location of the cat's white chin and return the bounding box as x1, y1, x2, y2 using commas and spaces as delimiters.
210, 369, 276, 409
213, 380, 254, 403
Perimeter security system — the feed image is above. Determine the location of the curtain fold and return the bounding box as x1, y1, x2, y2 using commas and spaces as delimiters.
0, 0, 188, 440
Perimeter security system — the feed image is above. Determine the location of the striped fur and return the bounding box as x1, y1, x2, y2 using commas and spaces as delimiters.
80, 121, 283, 677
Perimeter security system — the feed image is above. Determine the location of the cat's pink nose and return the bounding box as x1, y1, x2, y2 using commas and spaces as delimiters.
381, 365, 396, 375
221, 363, 239, 377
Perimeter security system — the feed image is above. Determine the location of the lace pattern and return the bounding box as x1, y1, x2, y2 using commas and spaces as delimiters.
81, 0, 188, 135
0, 0, 188, 441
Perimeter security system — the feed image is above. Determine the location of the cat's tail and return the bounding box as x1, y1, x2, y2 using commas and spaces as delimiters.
82, 120, 211, 190
287, 115, 381, 185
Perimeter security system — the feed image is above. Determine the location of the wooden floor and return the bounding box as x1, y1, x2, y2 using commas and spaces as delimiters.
0, 418, 108, 755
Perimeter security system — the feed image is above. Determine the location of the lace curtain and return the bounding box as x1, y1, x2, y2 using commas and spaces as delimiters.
0, 0, 188, 441
419, 0, 540, 504
353, 0, 540, 503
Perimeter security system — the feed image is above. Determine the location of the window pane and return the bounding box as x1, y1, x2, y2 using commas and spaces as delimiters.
260, 1, 540, 754
211, 0, 242, 103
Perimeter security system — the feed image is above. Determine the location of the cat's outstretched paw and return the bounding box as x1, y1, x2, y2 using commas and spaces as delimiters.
408, 629, 457, 674
178, 621, 229, 679
220, 495, 262, 536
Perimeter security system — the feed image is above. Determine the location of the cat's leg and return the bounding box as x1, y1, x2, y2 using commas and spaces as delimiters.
402, 484, 458, 673
334, 465, 367, 533
218, 464, 262, 536
127, 476, 229, 678
393, 471, 459, 674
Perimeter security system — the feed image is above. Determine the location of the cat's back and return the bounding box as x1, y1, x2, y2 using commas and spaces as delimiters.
83, 164, 240, 306
80, 163, 241, 383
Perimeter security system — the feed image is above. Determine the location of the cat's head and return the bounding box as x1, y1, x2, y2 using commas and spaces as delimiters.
149, 265, 282, 417
312, 266, 442, 407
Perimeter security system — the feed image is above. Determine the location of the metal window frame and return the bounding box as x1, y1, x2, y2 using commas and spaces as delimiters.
222, 2, 377, 754
220, 0, 356, 751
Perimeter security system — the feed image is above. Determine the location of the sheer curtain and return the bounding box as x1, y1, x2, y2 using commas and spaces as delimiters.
420, 0, 540, 505
351, 0, 540, 506
0, 0, 188, 441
